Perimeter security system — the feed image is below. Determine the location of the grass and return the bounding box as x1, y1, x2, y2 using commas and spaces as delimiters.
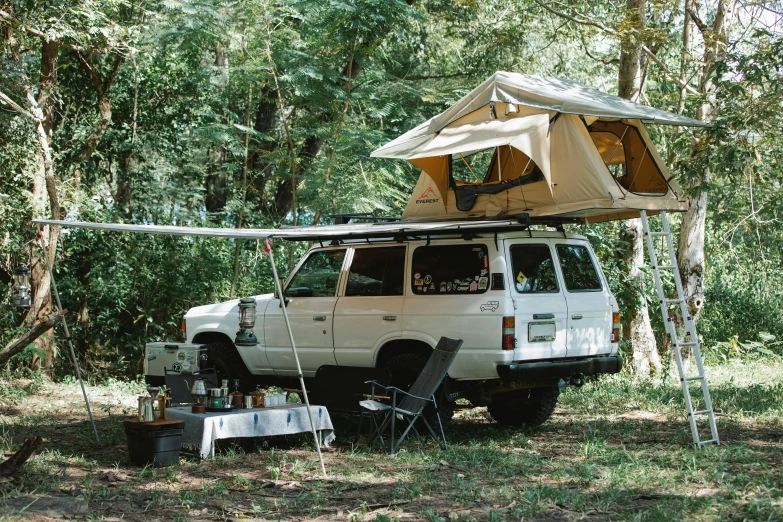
0, 358, 781, 521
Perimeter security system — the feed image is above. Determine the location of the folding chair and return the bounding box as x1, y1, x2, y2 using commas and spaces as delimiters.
359, 337, 463, 453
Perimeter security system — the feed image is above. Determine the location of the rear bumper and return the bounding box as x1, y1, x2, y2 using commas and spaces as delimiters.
496, 354, 623, 382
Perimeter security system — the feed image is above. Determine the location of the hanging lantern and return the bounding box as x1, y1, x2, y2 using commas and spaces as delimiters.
12, 265, 32, 308
235, 297, 258, 346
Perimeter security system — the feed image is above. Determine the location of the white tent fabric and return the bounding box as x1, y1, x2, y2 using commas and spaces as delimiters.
373, 71, 707, 160
372, 71, 702, 223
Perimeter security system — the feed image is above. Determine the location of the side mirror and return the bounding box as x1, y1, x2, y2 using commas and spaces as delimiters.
274, 278, 290, 306
273, 277, 285, 299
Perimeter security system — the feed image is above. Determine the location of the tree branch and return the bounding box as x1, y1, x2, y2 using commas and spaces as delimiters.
0, 88, 40, 121
685, 6, 710, 34
534, 0, 700, 96
0, 9, 89, 53
0, 311, 65, 367
640, 44, 700, 95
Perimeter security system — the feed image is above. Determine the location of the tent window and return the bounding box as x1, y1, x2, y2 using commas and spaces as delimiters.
588, 122, 668, 196
451, 150, 494, 183
449, 146, 542, 186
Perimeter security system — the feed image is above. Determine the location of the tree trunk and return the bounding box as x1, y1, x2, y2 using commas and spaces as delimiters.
230, 89, 253, 299
616, 0, 659, 376
1, 312, 64, 367
250, 86, 279, 206
676, 0, 736, 325
620, 219, 661, 377
26, 39, 60, 371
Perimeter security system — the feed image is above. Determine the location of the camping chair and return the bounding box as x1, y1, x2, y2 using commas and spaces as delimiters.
359, 337, 463, 453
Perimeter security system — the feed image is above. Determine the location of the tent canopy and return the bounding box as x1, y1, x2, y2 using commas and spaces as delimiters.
372, 71, 705, 223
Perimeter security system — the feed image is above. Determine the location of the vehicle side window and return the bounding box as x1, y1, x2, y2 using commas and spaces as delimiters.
345, 247, 406, 297
555, 244, 602, 291
510, 244, 558, 293
411, 244, 489, 295
286, 249, 345, 297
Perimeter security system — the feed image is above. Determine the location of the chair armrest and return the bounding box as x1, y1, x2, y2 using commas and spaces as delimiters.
384, 386, 434, 403
362, 394, 391, 400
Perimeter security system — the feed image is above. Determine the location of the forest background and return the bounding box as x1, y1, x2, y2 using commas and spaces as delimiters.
1, 0, 782, 381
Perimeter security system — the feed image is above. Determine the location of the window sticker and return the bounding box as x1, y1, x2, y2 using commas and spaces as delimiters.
478, 277, 488, 290
411, 244, 490, 295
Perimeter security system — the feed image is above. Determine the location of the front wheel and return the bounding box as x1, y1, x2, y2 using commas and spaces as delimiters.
487, 388, 559, 427
204, 341, 255, 393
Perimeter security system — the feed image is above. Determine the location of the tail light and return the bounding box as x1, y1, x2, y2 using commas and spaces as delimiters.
502, 316, 515, 350
181, 319, 187, 339
611, 311, 621, 343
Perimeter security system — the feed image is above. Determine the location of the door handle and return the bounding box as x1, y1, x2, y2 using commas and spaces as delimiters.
571, 314, 583, 320
383, 316, 397, 322
533, 313, 554, 320
313, 315, 326, 322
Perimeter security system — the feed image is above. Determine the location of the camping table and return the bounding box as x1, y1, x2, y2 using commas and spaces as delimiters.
166, 405, 335, 459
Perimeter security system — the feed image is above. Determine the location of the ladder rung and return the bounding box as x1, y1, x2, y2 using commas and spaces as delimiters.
684, 376, 705, 382
690, 409, 712, 416
650, 232, 668, 236
678, 341, 698, 347
656, 265, 676, 270
697, 439, 719, 446
665, 299, 684, 304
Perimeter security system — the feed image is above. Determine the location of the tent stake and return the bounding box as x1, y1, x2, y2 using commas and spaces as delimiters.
39, 237, 100, 442
265, 242, 327, 478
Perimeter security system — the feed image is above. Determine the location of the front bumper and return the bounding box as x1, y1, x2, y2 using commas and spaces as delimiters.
496, 354, 623, 382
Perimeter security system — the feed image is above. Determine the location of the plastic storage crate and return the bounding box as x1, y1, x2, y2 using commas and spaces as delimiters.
124, 420, 184, 467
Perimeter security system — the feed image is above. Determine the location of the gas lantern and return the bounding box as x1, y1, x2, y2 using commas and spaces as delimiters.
235, 297, 258, 346
12, 265, 31, 308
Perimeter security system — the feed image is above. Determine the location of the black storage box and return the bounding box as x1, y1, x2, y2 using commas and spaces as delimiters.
124, 420, 184, 467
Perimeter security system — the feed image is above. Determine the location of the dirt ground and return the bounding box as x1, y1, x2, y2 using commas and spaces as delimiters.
0, 358, 782, 521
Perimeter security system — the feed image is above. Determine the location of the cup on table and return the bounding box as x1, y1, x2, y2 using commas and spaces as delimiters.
244, 396, 253, 409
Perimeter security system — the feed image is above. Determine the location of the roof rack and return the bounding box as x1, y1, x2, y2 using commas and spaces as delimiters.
328, 213, 401, 225
287, 213, 581, 243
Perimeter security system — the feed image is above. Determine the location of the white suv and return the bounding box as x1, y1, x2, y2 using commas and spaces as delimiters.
153, 226, 622, 426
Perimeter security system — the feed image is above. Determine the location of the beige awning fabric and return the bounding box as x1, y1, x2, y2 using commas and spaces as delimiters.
373, 71, 695, 223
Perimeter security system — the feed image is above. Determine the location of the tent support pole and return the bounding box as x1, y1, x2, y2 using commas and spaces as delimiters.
265, 243, 327, 478
39, 237, 100, 442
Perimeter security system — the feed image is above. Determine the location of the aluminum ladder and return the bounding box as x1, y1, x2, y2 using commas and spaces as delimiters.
639, 210, 720, 448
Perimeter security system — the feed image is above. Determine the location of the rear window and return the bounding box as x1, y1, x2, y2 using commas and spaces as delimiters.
510, 244, 559, 293
345, 247, 405, 297
411, 244, 489, 295
555, 244, 602, 291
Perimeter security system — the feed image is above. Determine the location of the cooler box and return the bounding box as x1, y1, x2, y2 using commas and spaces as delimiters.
144, 342, 206, 382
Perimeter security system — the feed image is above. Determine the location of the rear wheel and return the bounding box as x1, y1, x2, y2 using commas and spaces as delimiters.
384, 353, 454, 426
487, 387, 559, 427
204, 341, 255, 393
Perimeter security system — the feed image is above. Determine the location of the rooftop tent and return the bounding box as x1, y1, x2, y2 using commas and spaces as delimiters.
371, 72, 709, 223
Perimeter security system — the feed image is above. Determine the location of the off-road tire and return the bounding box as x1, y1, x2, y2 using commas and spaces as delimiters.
204, 341, 255, 394
487, 388, 559, 427
384, 352, 454, 427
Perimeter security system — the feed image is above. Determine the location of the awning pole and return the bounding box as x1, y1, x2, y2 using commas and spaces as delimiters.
265, 241, 327, 477
39, 236, 100, 442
